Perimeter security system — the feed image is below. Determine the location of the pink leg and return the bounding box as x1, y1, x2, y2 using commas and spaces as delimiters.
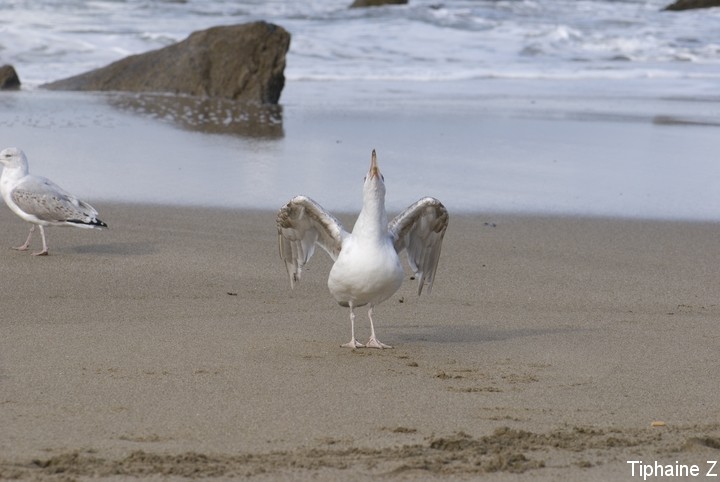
366, 306, 392, 349
13, 225, 35, 251
31, 226, 49, 256
341, 302, 364, 348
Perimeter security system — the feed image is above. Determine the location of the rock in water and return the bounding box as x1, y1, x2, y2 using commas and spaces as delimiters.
0, 65, 21, 90
42, 22, 290, 104
350, 0, 408, 7
662, 0, 720, 10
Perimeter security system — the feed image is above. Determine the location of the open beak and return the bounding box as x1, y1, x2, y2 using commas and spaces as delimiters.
368, 149, 380, 179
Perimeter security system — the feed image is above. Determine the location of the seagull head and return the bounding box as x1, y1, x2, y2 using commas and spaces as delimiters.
0, 147, 27, 169
363, 149, 386, 199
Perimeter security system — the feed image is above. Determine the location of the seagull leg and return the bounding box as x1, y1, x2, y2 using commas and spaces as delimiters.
13, 225, 36, 251
341, 302, 364, 348
366, 306, 392, 349
31, 226, 49, 256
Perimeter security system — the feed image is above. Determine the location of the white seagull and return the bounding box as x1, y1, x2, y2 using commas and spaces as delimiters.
0, 147, 108, 256
277, 150, 449, 348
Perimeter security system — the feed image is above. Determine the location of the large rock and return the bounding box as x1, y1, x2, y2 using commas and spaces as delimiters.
350, 0, 408, 7
0, 65, 21, 90
43, 22, 290, 104
663, 0, 720, 10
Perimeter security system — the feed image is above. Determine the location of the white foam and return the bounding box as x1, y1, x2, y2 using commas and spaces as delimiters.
1, 0, 719, 89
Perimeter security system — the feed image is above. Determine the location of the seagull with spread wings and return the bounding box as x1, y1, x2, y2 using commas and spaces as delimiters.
0, 147, 107, 256
277, 150, 448, 348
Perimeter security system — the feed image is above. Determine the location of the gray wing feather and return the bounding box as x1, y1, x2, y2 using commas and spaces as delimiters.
276, 195, 347, 289
11, 176, 99, 223
389, 197, 449, 295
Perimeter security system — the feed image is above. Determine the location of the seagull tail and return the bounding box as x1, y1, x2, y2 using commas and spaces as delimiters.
67, 218, 108, 229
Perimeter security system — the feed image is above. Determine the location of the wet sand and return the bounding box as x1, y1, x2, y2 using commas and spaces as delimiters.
2, 84, 720, 220
1, 204, 719, 480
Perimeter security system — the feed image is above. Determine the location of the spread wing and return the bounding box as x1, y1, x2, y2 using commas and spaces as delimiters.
388, 197, 449, 295
276, 195, 348, 289
11, 175, 103, 225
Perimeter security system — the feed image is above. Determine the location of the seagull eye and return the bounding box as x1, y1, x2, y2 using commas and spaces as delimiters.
363, 176, 367, 181
381, 174, 385, 181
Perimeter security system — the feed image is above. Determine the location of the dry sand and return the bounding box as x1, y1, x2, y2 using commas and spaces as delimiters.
0, 203, 719, 480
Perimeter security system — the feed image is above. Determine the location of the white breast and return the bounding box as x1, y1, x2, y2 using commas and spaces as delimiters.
328, 236, 404, 307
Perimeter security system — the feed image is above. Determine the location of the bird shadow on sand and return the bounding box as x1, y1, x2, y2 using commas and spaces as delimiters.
389, 324, 585, 344
61, 242, 157, 256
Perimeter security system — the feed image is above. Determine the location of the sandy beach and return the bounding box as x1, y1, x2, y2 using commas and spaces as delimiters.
1, 201, 719, 481
3, 1, 720, 478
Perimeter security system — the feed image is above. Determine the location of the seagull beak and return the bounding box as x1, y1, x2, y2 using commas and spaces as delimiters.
369, 149, 380, 179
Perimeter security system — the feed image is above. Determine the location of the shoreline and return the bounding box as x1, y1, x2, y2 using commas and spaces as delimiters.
2, 83, 719, 221
1, 203, 719, 480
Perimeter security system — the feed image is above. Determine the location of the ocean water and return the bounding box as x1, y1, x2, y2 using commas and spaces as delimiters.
2, 0, 720, 88
0, 0, 719, 219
